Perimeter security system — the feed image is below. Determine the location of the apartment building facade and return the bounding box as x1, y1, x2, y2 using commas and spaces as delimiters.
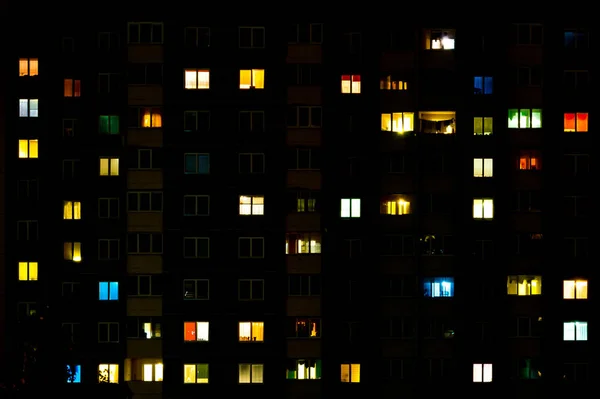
3, 21, 594, 398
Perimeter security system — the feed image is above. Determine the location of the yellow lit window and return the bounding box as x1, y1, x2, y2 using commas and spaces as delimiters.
341, 75, 361, 93
184, 364, 209, 383
99, 157, 119, 176
239, 195, 264, 215
239, 69, 264, 89
64, 79, 81, 97
285, 233, 322, 254
340, 364, 360, 383
185, 69, 210, 89
239, 322, 264, 342
473, 158, 493, 177
426, 29, 455, 50
473, 199, 493, 219
141, 107, 162, 127
474, 117, 493, 135
19, 58, 38, 76
18, 262, 38, 281
142, 363, 163, 382
420, 111, 456, 134
63, 201, 82, 220
18, 139, 38, 159
380, 76, 407, 90
381, 196, 411, 215
507, 275, 542, 296
98, 364, 118, 383
563, 280, 588, 299
64, 242, 82, 262
238, 364, 263, 384
381, 112, 414, 133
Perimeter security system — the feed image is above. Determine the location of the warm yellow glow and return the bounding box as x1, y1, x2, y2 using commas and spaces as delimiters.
341, 75, 361, 93
473, 158, 493, 177
239, 364, 263, 383
239, 322, 264, 342
380, 76, 407, 90
239, 69, 264, 89
19, 58, 38, 76
142, 363, 163, 382
98, 364, 118, 383
341, 364, 360, 383
99, 158, 119, 176
63, 201, 82, 220
64, 242, 82, 262
382, 198, 410, 215
507, 276, 542, 295
564, 280, 588, 299
239, 195, 264, 215
473, 199, 493, 219
141, 108, 162, 127
18, 262, 38, 281
18, 139, 38, 158
185, 69, 210, 89
184, 364, 209, 383
381, 112, 414, 133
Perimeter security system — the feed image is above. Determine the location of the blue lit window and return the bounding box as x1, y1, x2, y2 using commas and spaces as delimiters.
67, 364, 81, 383
423, 277, 454, 298
99, 281, 119, 300
564, 30, 588, 48
474, 76, 493, 95
184, 153, 210, 174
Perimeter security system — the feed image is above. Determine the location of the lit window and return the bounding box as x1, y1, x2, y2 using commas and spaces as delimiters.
340, 364, 360, 383
66, 365, 81, 383
140, 107, 162, 127
286, 359, 321, 380
239, 322, 264, 342
380, 76, 407, 90
98, 281, 119, 301
564, 113, 588, 132
99, 115, 119, 134
427, 29, 455, 50
239, 195, 264, 215
184, 364, 209, 383
474, 117, 493, 135
64, 242, 82, 262
98, 364, 118, 383
64, 79, 81, 97
420, 111, 456, 134
341, 75, 361, 94
519, 151, 541, 170
473, 199, 493, 219
99, 157, 119, 176
507, 275, 542, 296
18, 262, 38, 281
292, 318, 321, 338
184, 153, 210, 174
239, 69, 265, 89
239, 364, 263, 384
142, 363, 163, 382
184, 69, 210, 89
183, 321, 209, 342
474, 76, 493, 94
473, 363, 493, 383
564, 321, 587, 341
380, 195, 411, 215
340, 198, 361, 218
423, 277, 454, 298
563, 280, 588, 299
285, 233, 321, 254
473, 158, 493, 177
18, 139, 38, 158
381, 112, 414, 133
19, 58, 38, 76
19, 99, 38, 117
508, 108, 542, 129
63, 201, 82, 220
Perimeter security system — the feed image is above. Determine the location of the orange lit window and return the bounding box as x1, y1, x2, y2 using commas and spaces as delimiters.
64, 79, 81, 97
380, 76, 407, 90
239, 69, 264, 89
183, 321, 209, 342
519, 152, 541, 170
564, 113, 588, 132
142, 107, 162, 128
19, 58, 38, 76
341, 75, 361, 94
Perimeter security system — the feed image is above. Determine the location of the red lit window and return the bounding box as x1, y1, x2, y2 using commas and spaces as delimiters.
564, 113, 588, 132
341, 75, 361, 94
183, 321, 209, 342
184, 322, 196, 341
519, 152, 541, 170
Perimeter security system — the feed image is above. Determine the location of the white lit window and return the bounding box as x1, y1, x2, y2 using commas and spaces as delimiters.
563, 280, 588, 299
473, 158, 493, 177
238, 364, 263, 384
185, 69, 210, 89
473, 363, 492, 382
238, 322, 264, 342
142, 363, 163, 382
341, 75, 361, 94
564, 321, 587, 341
341, 198, 361, 218
239, 195, 264, 215
473, 199, 493, 219
19, 99, 38, 117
